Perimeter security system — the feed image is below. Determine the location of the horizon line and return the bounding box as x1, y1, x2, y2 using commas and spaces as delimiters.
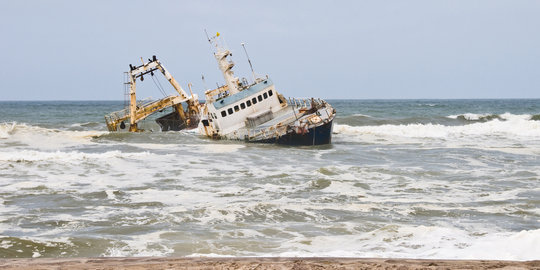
1, 97, 540, 102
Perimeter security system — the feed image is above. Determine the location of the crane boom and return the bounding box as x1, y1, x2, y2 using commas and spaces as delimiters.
105, 56, 200, 132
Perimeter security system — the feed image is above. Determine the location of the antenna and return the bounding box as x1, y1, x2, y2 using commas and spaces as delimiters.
204, 29, 211, 44
241, 43, 256, 81
201, 74, 208, 90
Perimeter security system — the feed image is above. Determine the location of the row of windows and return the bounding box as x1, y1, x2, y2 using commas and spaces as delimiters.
220, 90, 273, 117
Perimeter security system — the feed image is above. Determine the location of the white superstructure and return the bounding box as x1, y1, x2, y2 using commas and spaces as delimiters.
197, 33, 335, 145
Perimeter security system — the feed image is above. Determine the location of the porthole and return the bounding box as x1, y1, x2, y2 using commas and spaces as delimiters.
240, 103, 246, 109
258, 95, 262, 102
247, 100, 252, 107
228, 108, 233, 115
252, 97, 257, 104
268, 90, 273, 96
263, 92, 268, 99
234, 105, 239, 112
221, 111, 227, 117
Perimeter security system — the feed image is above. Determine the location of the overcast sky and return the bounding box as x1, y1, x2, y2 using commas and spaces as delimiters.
0, 0, 539, 100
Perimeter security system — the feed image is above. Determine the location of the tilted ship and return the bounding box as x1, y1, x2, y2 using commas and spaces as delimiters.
105, 33, 335, 145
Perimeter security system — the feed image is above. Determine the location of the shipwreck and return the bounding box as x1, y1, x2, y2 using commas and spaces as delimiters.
105, 33, 335, 145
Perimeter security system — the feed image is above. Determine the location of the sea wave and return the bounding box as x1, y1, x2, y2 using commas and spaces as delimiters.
276, 226, 540, 261
0, 122, 17, 139
334, 116, 540, 140
0, 149, 154, 163
447, 112, 533, 122
352, 113, 372, 118
0, 122, 107, 149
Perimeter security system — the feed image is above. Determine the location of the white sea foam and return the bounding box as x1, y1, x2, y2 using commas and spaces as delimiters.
103, 231, 174, 257
334, 115, 540, 147
187, 253, 236, 257
447, 113, 493, 120
353, 113, 371, 117
0, 149, 152, 163
447, 112, 533, 121
127, 189, 218, 206
196, 144, 246, 153
1, 110, 538, 259
0, 122, 17, 139
275, 226, 540, 261
0, 239, 13, 249
0, 123, 106, 149
335, 120, 540, 139
105, 190, 117, 200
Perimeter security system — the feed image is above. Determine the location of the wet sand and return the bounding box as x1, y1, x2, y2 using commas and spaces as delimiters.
0, 257, 538, 269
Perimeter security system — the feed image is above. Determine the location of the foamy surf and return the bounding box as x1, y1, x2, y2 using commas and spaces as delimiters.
0, 122, 16, 139
1, 100, 539, 260
333, 114, 540, 144
0, 122, 107, 149
447, 112, 533, 121
276, 226, 540, 261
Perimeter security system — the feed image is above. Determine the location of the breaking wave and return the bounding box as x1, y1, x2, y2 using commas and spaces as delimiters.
334, 114, 540, 146
2, 101, 540, 260
0, 122, 17, 139
447, 112, 533, 122
0, 149, 154, 163
277, 226, 540, 260
0, 122, 107, 149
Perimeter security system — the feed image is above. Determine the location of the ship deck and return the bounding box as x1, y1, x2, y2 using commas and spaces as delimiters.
226, 100, 334, 143
231, 106, 300, 139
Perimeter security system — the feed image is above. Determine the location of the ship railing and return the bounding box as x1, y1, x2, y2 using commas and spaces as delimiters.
287, 97, 325, 109
135, 97, 158, 109
104, 97, 163, 130
105, 98, 148, 120
247, 123, 289, 140
245, 98, 328, 140
105, 108, 128, 123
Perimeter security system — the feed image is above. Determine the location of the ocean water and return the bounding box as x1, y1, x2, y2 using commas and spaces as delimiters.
0, 99, 539, 260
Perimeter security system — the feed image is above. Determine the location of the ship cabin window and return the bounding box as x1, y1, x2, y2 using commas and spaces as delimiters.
240, 103, 246, 109
263, 92, 268, 99
228, 108, 233, 115
246, 100, 252, 107
268, 90, 273, 96
221, 111, 227, 117
258, 95, 263, 102
252, 97, 257, 104
234, 105, 239, 112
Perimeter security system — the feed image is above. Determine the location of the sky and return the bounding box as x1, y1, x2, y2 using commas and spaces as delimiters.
0, 0, 539, 100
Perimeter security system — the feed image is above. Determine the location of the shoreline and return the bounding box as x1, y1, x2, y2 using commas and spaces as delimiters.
0, 257, 538, 269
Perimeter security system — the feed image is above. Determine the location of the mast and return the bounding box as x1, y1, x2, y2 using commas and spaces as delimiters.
241, 43, 256, 82
209, 32, 240, 95
129, 73, 138, 131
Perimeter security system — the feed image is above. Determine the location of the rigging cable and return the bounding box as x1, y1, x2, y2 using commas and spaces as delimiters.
151, 74, 167, 97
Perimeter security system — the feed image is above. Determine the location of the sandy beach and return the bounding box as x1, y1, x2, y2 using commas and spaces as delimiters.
0, 257, 538, 269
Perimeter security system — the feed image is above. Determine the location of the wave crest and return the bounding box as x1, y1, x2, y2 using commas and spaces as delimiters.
0, 122, 107, 149
447, 112, 532, 122
334, 115, 540, 142
0, 122, 17, 139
